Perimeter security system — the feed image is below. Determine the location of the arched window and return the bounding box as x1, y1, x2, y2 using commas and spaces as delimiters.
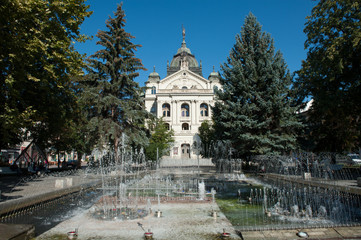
181, 103, 190, 117
162, 103, 170, 117
151, 86, 156, 94
182, 123, 189, 130
164, 123, 170, 130
182, 86, 187, 89
200, 103, 209, 117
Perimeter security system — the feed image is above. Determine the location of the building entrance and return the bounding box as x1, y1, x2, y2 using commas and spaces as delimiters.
181, 144, 190, 159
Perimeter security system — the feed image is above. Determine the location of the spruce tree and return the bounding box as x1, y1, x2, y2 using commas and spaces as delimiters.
83, 4, 148, 156
212, 13, 301, 157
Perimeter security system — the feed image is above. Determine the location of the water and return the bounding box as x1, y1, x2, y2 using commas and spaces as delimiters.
1, 177, 101, 235
212, 151, 361, 231
86, 141, 211, 221
2, 141, 361, 238
198, 180, 205, 200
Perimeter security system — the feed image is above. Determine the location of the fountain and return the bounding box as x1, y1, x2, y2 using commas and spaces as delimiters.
213, 151, 361, 232
2, 135, 361, 239
198, 180, 206, 200
144, 229, 153, 239
67, 228, 78, 239
221, 228, 231, 239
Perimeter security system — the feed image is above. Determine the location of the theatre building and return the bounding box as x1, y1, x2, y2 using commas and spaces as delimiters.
144, 29, 222, 160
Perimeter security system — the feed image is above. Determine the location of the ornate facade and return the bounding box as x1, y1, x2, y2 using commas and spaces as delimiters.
144, 28, 221, 160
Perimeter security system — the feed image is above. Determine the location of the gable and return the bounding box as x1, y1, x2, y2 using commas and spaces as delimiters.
159, 69, 209, 90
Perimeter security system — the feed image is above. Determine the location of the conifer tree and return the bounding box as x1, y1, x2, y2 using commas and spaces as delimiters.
83, 4, 148, 157
212, 13, 301, 157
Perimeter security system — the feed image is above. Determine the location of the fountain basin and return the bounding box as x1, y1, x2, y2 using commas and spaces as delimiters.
38, 202, 235, 240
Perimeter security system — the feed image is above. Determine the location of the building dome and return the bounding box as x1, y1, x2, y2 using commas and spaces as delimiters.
147, 66, 160, 83
170, 52, 199, 68
149, 70, 160, 78
208, 66, 220, 81
177, 44, 192, 55
167, 27, 203, 76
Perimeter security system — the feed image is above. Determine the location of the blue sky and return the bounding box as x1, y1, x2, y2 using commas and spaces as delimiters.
76, 0, 318, 87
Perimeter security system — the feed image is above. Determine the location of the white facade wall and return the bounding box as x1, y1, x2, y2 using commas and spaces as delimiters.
145, 65, 221, 160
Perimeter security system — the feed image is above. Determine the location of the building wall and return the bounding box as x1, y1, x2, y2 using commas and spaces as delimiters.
145, 66, 221, 160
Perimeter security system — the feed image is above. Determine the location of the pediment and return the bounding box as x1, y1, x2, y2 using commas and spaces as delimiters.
159, 69, 209, 90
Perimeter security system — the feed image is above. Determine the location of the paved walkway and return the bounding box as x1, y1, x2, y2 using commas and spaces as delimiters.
0, 171, 95, 201
241, 226, 361, 239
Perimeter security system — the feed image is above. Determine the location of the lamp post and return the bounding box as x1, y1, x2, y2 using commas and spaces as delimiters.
197, 145, 200, 179
193, 134, 201, 179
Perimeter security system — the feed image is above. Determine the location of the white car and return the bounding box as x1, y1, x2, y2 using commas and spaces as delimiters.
348, 154, 361, 164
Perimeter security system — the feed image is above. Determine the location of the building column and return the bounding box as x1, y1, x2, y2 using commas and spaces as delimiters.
194, 100, 198, 125
209, 100, 214, 118
157, 100, 163, 118
175, 100, 179, 125
171, 100, 176, 125
191, 100, 196, 126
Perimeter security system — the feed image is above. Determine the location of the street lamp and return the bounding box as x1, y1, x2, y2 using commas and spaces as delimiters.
193, 134, 201, 179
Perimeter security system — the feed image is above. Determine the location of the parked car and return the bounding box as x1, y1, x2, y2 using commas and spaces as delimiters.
66, 160, 79, 169
347, 154, 361, 164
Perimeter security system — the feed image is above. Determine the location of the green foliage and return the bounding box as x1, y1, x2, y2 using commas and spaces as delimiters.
213, 13, 301, 157
82, 3, 149, 154
0, 0, 92, 149
145, 118, 174, 161
197, 120, 215, 158
294, 0, 361, 152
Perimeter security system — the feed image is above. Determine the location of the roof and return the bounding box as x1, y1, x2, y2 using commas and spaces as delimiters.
167, 27, 202, 76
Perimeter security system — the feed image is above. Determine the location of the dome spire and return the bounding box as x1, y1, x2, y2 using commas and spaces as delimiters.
182, 25, 186, 47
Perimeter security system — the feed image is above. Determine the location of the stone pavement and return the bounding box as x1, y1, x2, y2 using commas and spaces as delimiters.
240, 226, 361, 239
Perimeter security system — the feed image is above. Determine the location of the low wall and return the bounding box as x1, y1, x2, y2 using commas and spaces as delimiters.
160, 158, 214, 167
263, 173, 361, 195
0, 167, 17, 175
0, 223, 35, 240
0, 179, 101, 217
